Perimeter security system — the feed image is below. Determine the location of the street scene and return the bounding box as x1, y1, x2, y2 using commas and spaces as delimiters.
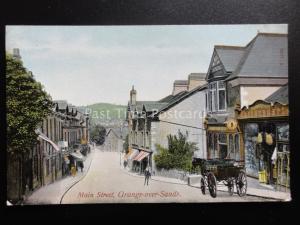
27, 146, 273, 204
6, 25, 290, 205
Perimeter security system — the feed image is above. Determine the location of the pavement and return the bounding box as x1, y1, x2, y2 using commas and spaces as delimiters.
24, 146, 95, 205
23, 150, 287, 204
124, 168, 291, 201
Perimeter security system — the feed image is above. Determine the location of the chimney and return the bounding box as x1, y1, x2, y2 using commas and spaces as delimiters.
12, 48, 21, 60
130, 85, 137, 105
172, 80, 188, 95
188, 73, 207, 91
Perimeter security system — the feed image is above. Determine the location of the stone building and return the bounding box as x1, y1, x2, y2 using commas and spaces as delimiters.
7, 98, 90, 204
126, 73, 207, 173
204, 32, 288, 162
126, 86, 167, 173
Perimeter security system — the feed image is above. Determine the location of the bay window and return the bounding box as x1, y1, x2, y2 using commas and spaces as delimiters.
207, 80, 226, 112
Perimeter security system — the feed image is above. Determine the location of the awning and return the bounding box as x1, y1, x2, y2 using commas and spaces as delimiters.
70, 151, 85, 161
133, 151, 150, 162
38, 133, 60, 151
128, 149, 139, 160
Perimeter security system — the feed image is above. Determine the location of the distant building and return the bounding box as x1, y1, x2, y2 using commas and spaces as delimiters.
126, 72, 207, 173
187, 73, 206, 91
172, 80, 188, 95
105, 128, 124, 152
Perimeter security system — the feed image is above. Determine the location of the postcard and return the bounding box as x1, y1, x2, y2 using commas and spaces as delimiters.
6, 24, 290, 205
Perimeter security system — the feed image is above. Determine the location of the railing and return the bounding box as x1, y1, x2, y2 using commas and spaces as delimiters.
154, 168, 189, 181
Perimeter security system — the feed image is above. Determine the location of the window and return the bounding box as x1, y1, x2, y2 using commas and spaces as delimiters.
146, 132, 149, 148
229, 134, 234, 158
207, 81, 226, 112
213, 133, 218, 158
46, 159, 50, 176
234, 134, 240, 160
218, 90, 225, 110
218, 133, 227, 159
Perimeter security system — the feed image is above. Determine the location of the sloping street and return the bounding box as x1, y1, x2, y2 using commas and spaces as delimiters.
60, 148, 272, 203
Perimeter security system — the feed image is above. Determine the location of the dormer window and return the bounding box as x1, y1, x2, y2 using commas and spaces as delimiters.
207, 80, 226, 113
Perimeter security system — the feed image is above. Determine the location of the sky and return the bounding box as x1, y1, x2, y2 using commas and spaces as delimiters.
6, 24, 287, 106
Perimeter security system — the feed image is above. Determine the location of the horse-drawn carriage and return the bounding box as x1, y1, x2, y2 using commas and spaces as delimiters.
197, 158, 247, 198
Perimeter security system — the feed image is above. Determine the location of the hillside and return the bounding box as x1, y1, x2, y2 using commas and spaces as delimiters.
77, 103, 127, 126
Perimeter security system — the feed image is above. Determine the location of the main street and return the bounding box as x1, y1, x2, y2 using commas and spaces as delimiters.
61, 148, 272, 203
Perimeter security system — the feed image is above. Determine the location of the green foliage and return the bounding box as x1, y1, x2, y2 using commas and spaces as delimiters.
90, 124, 106, 145
6, 53, 53, 154
154, 131, 197, 171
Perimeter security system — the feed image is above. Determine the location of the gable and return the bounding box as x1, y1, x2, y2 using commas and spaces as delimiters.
206, 49, 226, 81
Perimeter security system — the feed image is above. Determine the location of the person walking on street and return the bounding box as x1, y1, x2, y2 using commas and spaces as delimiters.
79, 161, 84, 172
144, 166, 151, 186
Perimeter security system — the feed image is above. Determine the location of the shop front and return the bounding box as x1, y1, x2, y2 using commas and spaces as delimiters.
205, 118, 243, 162
132, 149, 151, 174
237, 100, 289, 187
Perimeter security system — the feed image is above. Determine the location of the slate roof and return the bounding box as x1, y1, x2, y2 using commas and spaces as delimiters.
68, 105, 77, 113
54, 100, 68, 110
158, 91, 189, 103
265, 83, 288, 105
153, 84, 207, 116
106, 128, 126, 139
215, 46, 245, 72
135, 101, 168, 112
225, 33, 288, 80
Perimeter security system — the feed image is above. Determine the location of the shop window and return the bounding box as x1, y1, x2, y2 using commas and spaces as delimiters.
277, 124, 289, 142
218, 133, 227, 159
234, 134, 240, 160
229, 134, 234, 158
219, 133, 227, 144
213, 133, 218, 158
219, 145, 228, 159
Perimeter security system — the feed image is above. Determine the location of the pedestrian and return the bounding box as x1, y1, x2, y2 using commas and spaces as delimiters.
71, 165, 76, 177
79, 161, 84, 172
144, 166, 151, 186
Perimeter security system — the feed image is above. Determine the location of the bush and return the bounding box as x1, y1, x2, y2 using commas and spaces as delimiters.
154, 131, 197, 172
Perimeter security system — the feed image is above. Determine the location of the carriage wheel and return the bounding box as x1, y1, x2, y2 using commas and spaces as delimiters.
236, 170, 247, 197
227, 179, 234, 196
200, 177, 206, 195
207, 172, 217, 198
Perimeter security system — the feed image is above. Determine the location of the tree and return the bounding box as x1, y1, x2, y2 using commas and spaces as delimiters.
6, 53, 53, 155
154, 131, 198, 171
90, 124, 106, 145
